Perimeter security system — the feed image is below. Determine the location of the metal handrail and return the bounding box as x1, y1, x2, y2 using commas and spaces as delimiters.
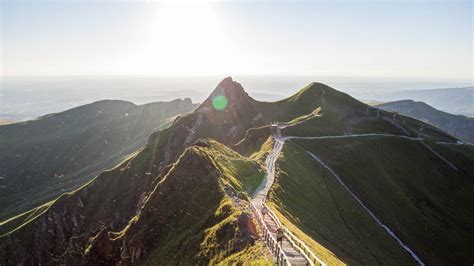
263, 202, 326, 266
250, 203, 292, 265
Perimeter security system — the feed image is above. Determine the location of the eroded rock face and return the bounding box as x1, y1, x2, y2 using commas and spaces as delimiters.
145, 77, 265, 172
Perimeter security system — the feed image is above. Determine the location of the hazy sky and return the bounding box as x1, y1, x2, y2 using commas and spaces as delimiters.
1, 0, 472, 80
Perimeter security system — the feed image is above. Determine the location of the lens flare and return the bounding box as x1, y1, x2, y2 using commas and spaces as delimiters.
212, 95, 228, 110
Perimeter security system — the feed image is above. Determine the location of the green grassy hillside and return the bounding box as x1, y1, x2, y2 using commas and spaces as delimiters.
87, 139, 270, 264
0, 98, 196, 220
290, 137, 474, 265
280, 85, 457, 143
0, 139, 271, 265
255, 82, 365, 123
377, 100, 474, 143
267, 141, 417, 265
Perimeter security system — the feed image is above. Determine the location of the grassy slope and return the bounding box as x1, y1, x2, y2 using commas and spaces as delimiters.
255, 82, 331, 123
264, 82, 457, 144
283, 112, 347, 137
377, 100, 474, 143
267, 141, 416, 265
206, 140, 266, 195
0, 99, 196, 220
283, 104, 456, 142
431, 144, 474, 175
295, 137, 474, 265
235, 82, 464, 265
233, 125, 272, 157
84, 139, 271, 265
257, 84, 464, 265
0, 139, 272, 265
0, 136, 171, 263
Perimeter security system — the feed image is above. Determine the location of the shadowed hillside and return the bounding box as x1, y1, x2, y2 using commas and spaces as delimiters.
0, 98, 197, 220
377, 100, 474, 143
378, 87, 474, 117
0, 139, 271, 264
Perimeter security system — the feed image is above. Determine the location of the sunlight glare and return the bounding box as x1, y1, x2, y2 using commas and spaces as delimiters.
137, 2, 237, 75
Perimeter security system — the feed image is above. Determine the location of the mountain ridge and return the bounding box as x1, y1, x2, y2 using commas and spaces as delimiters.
377, 99, 474, 143
0, 98, 197, 220
1, 77, 472, 265
377, 86, 474, 117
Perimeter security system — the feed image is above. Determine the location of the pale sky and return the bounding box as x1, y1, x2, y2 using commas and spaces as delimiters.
1, 0, 472, 80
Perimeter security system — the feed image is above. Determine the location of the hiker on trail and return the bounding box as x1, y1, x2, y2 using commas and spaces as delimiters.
276, 227, 284, 245
261, 206, 268, 219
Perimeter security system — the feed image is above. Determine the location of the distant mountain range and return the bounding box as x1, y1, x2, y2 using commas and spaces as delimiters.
1, 78, 473, 265
0, 120, 13, 126
376, 86, 474, 117
0, 99, 197, 220
377, 100, 474, 144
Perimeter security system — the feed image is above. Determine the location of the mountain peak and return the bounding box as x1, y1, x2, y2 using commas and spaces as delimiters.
277, 81, 367, 116
217, 76, 235, 87
199, 77, 252, 111
213, 76, 248, 99
303, 82, 334, 93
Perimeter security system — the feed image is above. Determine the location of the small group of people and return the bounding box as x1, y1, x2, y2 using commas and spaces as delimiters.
261, 206, 284, 245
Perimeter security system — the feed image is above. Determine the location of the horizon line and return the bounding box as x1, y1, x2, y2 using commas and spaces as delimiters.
1, 74, 472, 83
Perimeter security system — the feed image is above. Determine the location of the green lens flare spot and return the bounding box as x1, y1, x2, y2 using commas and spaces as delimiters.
212, 95, 228, 110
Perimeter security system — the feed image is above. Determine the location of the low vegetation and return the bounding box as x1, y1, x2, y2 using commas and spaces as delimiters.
267, 141, 416, 265
0, 139, 272, 264
0, 99, 196, 220
293, 137, 474, 265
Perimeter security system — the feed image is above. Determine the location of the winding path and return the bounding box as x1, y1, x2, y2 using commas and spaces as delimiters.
251, 122, 439, 265
251, 125, 314, 265
252, 126, 284, 208
282, 133, 422, 141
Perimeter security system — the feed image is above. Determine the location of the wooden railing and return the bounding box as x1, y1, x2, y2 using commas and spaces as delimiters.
262, 202, 326, 266
250, 203, 292, 265
251, 128, 326, 266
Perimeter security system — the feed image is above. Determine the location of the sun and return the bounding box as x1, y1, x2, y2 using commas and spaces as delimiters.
136, 2, 237, 76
